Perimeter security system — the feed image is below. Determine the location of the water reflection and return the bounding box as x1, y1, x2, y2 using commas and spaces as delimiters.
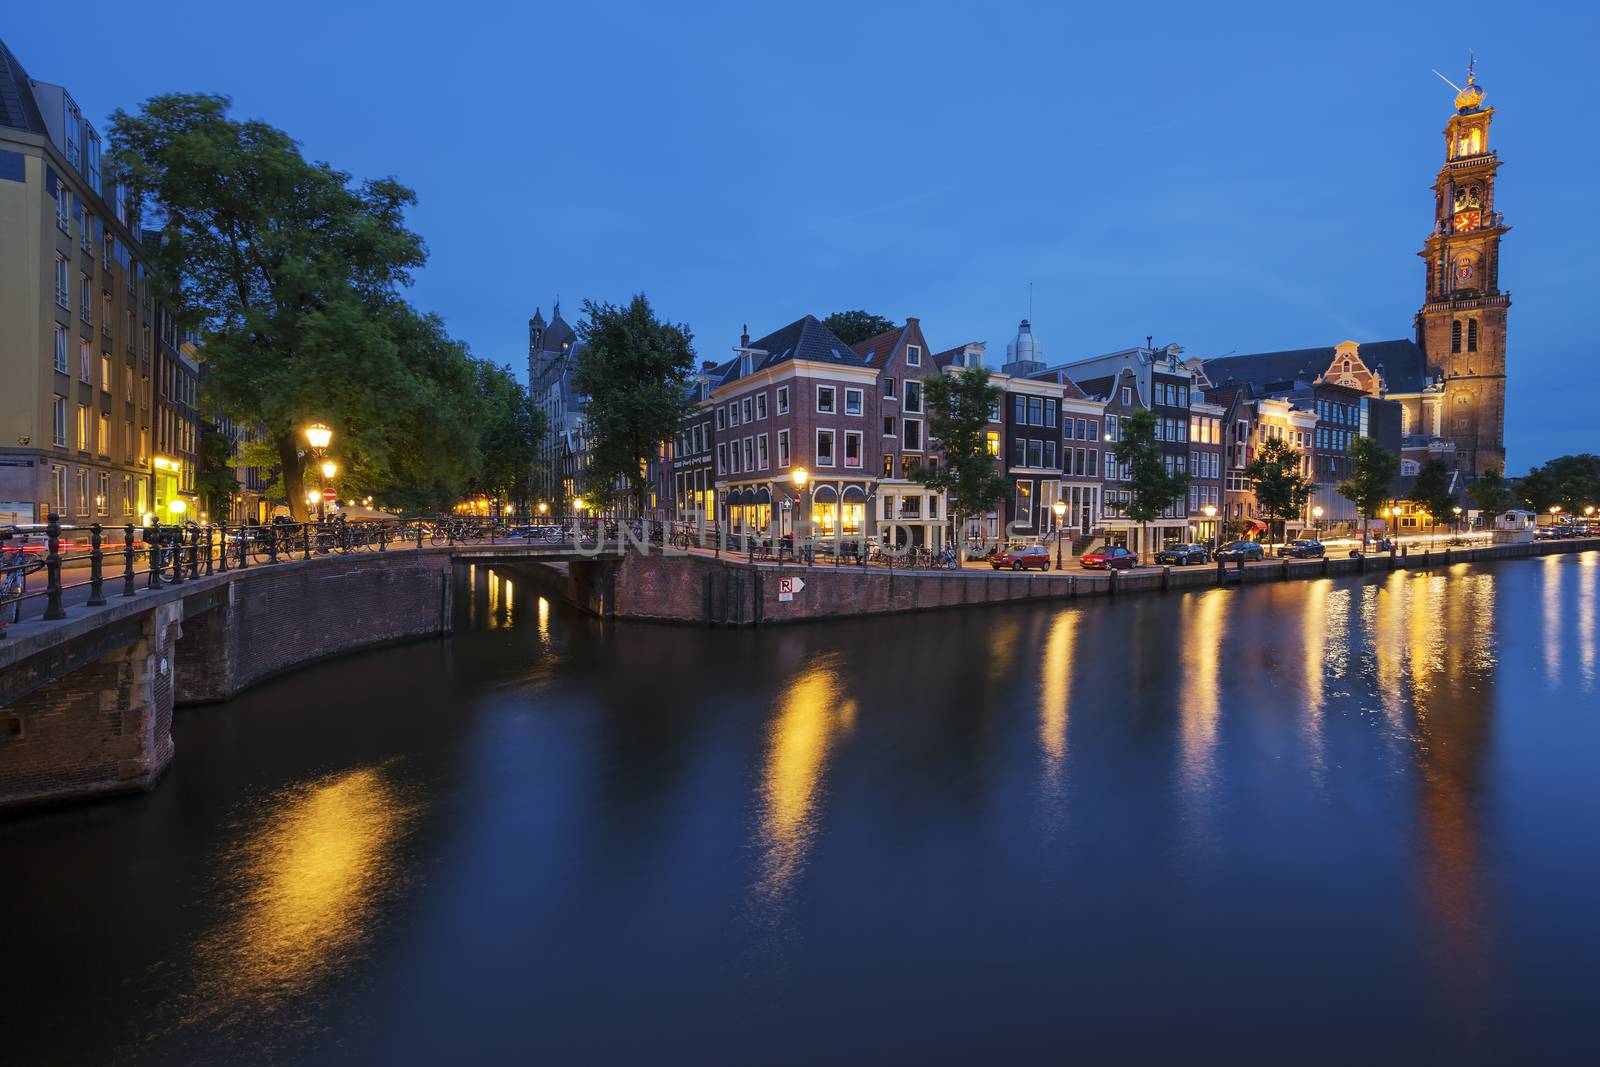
1542, 555, 1563, 683
1178, 589, 1225, 794
1038, 611, 1076, 771
752, 656, 857, 918
1579, 555, 1596, 689
180, 765, 412, 1028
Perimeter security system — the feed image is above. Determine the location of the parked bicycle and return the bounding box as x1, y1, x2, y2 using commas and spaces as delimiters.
2, 526, 47, 627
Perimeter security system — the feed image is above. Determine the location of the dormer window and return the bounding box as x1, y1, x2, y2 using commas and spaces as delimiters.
905, 345, 921, 367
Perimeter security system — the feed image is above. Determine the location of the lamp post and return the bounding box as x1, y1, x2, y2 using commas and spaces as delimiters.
1052, 499, 1067, 570
1452, 505, 1463, 538
791, 467, 810, 562
318, 459, 338, 522
1311, 504, 1323, 541
303, 422, 334, 523
1203, 503, 1218, 559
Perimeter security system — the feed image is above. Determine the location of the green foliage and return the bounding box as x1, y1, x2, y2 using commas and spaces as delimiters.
822, 310, 897, 347
912, 368, 1008, 554
1244, 435, 1314, 542
194, 427, 240, 518
573, 294, 695, 513
1466, 465, 1511, 521
1514, 454, 1600, 515
466, 361, 543, 511
1409, 457, 1457, 530
1112, 408, 1189, 559
110, 93, 428, 519
1336, 436, 1400, 538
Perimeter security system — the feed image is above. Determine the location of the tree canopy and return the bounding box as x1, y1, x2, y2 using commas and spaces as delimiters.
912, 367, 1008, 557
1244, 436, 1313, 543
1408, 457, 1458, 534
1336, 435, 1400, 542
822, 310, 898, 347
1112, 408, 1189, 560
1466, 465, 1511, 522
111, 93, 539, 518
1514, 454, 1600, 515
573, 295, 696, 514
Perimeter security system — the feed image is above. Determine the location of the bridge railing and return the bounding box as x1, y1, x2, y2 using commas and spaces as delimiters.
0, 513, 618, 635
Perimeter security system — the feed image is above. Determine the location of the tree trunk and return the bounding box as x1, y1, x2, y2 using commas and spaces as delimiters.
276, 431, 307, 522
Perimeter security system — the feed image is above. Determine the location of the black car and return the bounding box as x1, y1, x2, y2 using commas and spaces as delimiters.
1283, 539, 1325, 559
1153, 543, 1209, 566
1216, 540, 1265, 563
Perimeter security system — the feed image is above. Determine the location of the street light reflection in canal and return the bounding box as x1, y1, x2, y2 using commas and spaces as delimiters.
2, 553, 1599, 1064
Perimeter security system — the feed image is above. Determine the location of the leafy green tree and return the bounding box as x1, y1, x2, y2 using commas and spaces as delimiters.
912, 367, 1008, 559
573, 295, 695, 515
1112, 407, 1189, 562
194, 427, 240, 520
1409, 457, 1457, 538
822, 310, 898, 347
1244, 436, 1314, 546
1466, 465, 1511, 526
1336, 435, 1400, 546
1514, 454, 1600, 517
466, 362, 544, 514
110, 94, 427, 520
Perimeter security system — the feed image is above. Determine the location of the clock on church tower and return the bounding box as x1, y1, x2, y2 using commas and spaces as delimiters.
1415, 58, 1510, 477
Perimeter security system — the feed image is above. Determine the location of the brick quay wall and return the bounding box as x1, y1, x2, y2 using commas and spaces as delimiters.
531, 537, 1600, 627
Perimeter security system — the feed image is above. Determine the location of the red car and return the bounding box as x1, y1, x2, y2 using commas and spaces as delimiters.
1080, 545, 1137, 570
991, 545, 1052, 571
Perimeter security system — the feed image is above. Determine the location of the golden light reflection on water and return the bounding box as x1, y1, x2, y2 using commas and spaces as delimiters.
1579, 554, 1596, 689
1178, 590, 1226, 793
1541, 555, 1563, 683
181, 766, 412, 1028
537, 595, 551, 642
987, 618, 1020, 686
753, 658, 857, 914
1038, 612, 1076, 772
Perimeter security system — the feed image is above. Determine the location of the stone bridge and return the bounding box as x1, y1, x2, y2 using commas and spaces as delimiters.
0, 543, 620, 811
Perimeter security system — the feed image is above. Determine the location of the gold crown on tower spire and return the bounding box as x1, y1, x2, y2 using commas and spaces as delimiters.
1455, 54, 1485, 112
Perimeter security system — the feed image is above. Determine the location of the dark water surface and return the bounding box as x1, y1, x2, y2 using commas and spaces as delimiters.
3, 554, 1598, 1064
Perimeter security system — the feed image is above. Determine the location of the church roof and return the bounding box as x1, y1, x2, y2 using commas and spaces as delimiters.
1203, 339, 1436, 395
0, 38, 47, 134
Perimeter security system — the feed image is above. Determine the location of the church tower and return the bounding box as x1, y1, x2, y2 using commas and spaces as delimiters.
1415, 59, 1509, 475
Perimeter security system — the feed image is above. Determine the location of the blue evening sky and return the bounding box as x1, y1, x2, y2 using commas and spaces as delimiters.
7, 1, 1594, 470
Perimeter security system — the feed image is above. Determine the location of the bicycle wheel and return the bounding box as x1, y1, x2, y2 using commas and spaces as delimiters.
2, 569, 23, 625
429, 526, 449, 547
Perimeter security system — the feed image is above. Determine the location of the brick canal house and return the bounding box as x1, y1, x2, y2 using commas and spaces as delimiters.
692, 314, 950, 550
1064, 342, 1202, 555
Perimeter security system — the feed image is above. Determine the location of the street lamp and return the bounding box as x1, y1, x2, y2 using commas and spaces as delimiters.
304, 423, 333, 451
1203, 503, 1218, 559
302, 422, 334, 523
1452, 505, 1463, 538
1311, 504, 1323, 540
1052, 499, 1068, 570
791, 467, 810, 560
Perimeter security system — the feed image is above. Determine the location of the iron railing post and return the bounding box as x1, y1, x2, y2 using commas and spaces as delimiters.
415, 520, 423, 551
217, 522, 227, 573
148, 520, 162, 589
87, 523, 106, 606
239, 523, 249, 569
302, 523, 311, 560
43, 512, 66, 620
268, 524, 278, 565
121, 524, 136, 597
378, 522, 387, 553
172, 526, 186, 585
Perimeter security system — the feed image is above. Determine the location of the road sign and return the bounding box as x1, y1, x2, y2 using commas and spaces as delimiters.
778, 576, 806, 602
322, 488, 337, 501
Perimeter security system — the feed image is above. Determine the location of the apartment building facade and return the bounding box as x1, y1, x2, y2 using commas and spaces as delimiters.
1, 39, 156, 527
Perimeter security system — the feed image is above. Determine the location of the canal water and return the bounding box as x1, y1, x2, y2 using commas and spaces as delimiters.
3, 554, 1597, 1064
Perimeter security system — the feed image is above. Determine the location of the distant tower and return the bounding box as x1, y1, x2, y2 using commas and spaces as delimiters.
1002, 319, 1045, 376
1416, 59, 1509, 474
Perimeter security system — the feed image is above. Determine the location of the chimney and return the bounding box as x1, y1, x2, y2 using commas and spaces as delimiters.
740, 324, 750, 349
701, 360, 718, 373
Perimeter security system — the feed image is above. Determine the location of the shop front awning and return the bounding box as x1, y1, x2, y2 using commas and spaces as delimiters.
1242, 518, 1268, 532
841, 483, 867, 502
754, 486, 772, 505
812, 484, 839, 504
728, 488, 751, 505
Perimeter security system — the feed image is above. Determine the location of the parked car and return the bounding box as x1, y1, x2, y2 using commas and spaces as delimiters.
1080, 545, 1137, 570
992, 545, 1052, 571
1535, 525, 1572, 541
1283, 539, 1325, 559
1216, 540, 1265, 563
1153, 543, 1209, 566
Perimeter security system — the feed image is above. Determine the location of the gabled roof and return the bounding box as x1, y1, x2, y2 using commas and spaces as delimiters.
932, 343, 979, 369
851, 325, 906, 366
1023, 367, 1089, 400
717, 315, 863, 387
0, 38, 46, 135
1203, 339, 1437, 395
